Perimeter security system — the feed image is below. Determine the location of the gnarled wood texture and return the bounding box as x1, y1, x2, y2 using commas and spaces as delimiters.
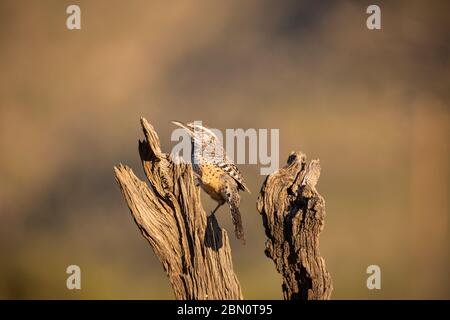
257, 152, 333, 300
114, 118, 242, 300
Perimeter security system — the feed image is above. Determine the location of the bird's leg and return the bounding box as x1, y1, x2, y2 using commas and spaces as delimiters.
210, 202, 224, 216
193, 171, 201, 187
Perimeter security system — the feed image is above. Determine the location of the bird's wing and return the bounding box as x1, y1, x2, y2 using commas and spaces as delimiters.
221, 160, 250, 193
207, 149, 250, 193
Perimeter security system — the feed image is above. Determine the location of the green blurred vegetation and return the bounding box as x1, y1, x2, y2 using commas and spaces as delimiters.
0, 0, 449, 299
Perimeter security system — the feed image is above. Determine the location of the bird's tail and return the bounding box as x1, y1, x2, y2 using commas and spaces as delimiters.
222, 180, 246, 244
230, 204, 246, 244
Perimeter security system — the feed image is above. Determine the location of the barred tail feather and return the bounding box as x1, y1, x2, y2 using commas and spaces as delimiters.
230, 204, 246, 244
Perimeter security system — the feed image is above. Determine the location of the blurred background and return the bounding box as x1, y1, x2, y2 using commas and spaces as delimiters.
0, 0, 449, 299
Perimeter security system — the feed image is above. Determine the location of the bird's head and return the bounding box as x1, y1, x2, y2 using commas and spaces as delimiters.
171, 120, 219, 144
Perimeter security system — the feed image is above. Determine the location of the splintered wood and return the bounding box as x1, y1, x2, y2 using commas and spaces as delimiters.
114, 118, 242, 300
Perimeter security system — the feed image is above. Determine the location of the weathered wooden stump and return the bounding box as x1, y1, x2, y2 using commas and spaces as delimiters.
257, 152, 332, 300
114, 118, 332, 300
114, 118, 242, 299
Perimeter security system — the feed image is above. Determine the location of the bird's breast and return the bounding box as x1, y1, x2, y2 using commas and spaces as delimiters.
199, 164, 225, 202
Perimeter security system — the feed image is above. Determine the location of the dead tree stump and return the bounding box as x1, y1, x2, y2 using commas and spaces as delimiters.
114, 118, 332, 300
114, 118, 242, 300
257, 152, 333, 300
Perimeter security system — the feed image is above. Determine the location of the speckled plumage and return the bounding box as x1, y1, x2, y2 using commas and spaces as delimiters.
172, 121, 249, 243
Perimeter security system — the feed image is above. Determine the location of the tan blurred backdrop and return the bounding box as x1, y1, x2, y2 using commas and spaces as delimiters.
0, 0, 449, 299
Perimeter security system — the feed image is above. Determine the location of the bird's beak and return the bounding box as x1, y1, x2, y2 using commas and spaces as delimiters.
171, 120, 194, 136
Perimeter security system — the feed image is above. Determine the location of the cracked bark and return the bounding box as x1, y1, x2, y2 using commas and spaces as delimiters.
114, 118, 242, 300
257, 152, 333, 300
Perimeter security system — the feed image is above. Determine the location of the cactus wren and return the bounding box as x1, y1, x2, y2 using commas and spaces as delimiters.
172, 121, 250, 243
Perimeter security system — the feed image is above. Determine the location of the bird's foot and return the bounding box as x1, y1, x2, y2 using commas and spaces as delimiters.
208, 211, 216, 218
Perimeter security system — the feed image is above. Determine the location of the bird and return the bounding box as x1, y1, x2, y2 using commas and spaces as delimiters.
171, 120, 250, 243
